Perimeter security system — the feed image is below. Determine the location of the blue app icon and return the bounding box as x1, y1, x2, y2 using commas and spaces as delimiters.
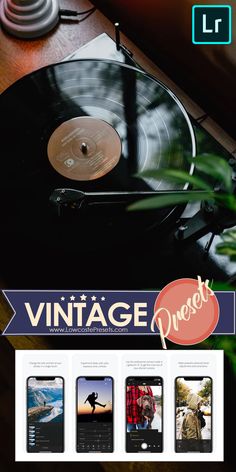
192, 5, 232, 45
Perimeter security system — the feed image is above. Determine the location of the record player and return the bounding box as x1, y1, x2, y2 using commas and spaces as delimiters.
0, 31, 236, 288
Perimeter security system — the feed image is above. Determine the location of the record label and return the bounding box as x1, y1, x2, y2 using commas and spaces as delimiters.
47, 116, 122, 181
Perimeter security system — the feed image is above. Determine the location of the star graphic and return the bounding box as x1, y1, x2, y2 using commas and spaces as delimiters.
70, 295, 75, 301
80, 294, 87, 301
91, 295, 97, 301
60, 296, 65, 301
101, 296, 106, 301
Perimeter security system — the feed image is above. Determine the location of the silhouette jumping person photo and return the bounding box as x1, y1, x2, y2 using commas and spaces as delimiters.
84, 392, 106, 414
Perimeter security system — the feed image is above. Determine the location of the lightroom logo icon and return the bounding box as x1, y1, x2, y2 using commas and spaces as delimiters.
192, 5, 232, 45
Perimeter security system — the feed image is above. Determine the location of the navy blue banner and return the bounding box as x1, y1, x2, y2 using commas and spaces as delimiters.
2, 290, 235, 336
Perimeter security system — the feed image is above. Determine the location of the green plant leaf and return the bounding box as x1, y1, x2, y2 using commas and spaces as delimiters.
136, 168, 212, 190
213, 193, 236, 211
211, 281, 235, 291
128, 191, 214, 211
216, 242, 236, 256
189, 154, 233, 194
220, 230, 236, 242
216, 229, 236, 260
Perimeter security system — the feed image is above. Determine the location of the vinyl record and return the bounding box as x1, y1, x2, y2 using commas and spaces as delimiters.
0, 59, 196, 249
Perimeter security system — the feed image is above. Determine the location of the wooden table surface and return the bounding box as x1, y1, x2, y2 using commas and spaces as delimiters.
0, 0, 236, 349
0, 0, 106, 90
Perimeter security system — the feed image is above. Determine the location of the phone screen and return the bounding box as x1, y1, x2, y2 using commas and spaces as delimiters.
126, 376, 163, 452
27, 377, 64, 453
76, 376, 113, 452
175, 376, 212, 453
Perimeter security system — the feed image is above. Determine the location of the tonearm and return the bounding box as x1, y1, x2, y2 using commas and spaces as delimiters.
50, 186, 236, 253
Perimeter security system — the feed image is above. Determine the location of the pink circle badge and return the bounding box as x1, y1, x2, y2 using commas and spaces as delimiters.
152, 276, 219, 349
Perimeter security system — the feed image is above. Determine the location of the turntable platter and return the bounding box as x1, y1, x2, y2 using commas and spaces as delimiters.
0, 59, 196, 248
0, 59, 195, 193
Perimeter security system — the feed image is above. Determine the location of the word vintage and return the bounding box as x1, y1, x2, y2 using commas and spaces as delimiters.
24, 301, 148, 328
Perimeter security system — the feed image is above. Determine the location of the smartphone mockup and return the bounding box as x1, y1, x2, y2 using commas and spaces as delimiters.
76, 376, 114, 452
26, 376, 64, 453
126, 376, 163, 453
175, 376, 212, 453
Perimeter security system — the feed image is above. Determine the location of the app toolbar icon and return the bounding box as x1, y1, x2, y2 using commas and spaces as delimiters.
192, 5, 232, 44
